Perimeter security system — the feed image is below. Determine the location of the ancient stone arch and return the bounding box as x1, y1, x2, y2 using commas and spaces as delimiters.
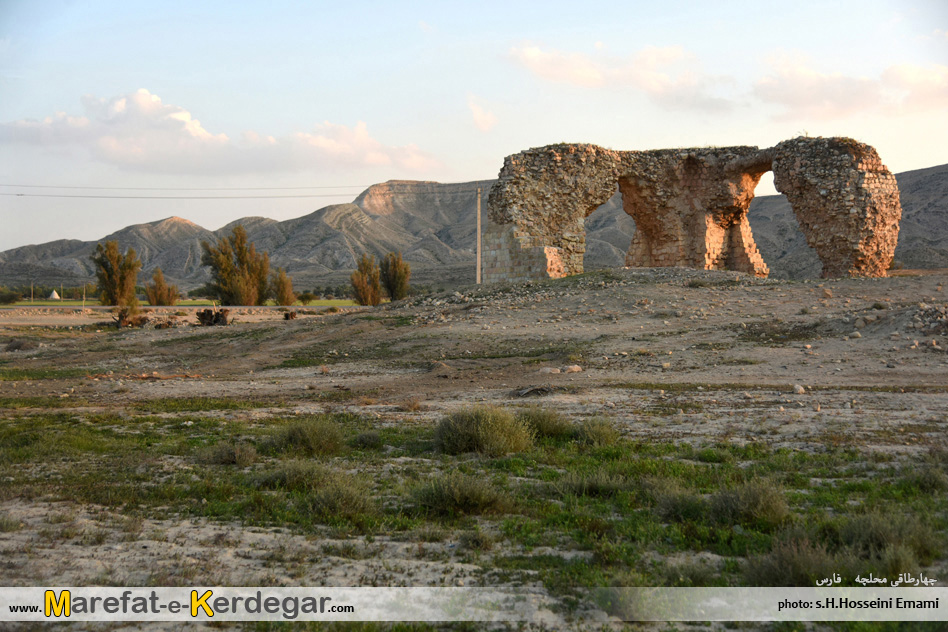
482, 136, 902, 281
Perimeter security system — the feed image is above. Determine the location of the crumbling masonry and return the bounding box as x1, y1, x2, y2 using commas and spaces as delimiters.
483, 136, 902, 281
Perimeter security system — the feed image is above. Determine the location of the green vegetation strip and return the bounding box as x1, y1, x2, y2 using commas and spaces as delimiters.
0, 367, 92, 381
0, 405, 945, 606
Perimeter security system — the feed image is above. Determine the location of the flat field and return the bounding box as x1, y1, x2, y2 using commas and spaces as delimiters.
1, 267, 947, 631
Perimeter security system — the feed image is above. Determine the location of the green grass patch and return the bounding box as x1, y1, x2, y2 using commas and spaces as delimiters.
132, 397, 277, 412
0, 367, 92, 381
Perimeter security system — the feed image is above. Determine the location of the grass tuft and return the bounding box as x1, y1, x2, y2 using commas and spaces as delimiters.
350, 431, 383, 450
0, 513, 22, 532
577, 416, 621, 447
199, 441, 258, 467
556, 468, 633, 498
258, 460, 326, 493
515, 406, 574, 440
434, 406, 534, 456
709, 480, 790, 531
412, 472, 510, 517
266, 416, 345, 456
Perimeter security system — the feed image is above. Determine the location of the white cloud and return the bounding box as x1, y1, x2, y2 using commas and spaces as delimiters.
509, 43, 734, 110
0, 89, 439, 175
754, 55, 948, 120
467, 95, 497, 132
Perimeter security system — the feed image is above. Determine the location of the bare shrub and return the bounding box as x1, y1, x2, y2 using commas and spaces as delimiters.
350, 431, 383, 450
412, 472, 509, 516
556, 468, 632, 498
306, 471, 376, 521
654, 484, 708, 523
516, 406, 574, 440
434, 406, 534, 456
199, 441, 258, 467
258, 460, 325, 492
267, 416, 345, 456
577, 416, 621, 447
196, 309, 229, 326
744, 536, 843, 586
837, 512, 939, 564
459, 528, 496, 551
709, 480, 789, 531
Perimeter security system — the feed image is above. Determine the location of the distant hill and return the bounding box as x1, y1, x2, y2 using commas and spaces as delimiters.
0, 165, 944, 289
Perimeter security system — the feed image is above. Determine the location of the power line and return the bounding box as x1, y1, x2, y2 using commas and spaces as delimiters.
0, 192, 365, 200
0, 183, 371, 191
1, 188, 489, 200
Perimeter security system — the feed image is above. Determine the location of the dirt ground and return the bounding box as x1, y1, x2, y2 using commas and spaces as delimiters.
1, 266, 947, 630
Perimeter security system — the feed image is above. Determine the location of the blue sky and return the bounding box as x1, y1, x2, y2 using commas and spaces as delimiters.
1, 0, 946, 251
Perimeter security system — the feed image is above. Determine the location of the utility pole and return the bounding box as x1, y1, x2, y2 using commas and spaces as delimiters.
476, 187, 482, 284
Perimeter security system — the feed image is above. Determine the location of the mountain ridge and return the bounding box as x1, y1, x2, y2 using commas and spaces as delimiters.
0, 166, 944, 289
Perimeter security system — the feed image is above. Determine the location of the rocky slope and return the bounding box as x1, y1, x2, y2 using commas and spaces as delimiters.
0, 166, 943, 289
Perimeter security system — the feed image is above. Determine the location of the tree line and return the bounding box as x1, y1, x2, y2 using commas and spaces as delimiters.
82, 224, 411, 309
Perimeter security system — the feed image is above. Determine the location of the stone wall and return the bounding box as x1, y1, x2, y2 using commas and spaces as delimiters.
771, 137, 902, 278
483, 136, 901, 282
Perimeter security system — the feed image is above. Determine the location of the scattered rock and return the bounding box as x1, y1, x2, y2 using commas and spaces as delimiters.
823, 289, 833, 298
793, 384, 806, 395
539, 367, 561, 374
562, 365, 582, 373
851, 331, 862, 339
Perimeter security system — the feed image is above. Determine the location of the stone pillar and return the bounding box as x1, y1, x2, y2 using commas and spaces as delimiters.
772, 137, 902, 278
485, 144, 621, 281
620, 148, 770, 277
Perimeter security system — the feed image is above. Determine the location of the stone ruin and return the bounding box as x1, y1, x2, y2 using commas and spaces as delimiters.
483, 136, 902, 282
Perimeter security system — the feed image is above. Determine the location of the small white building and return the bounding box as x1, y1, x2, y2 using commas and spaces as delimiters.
48, 290, 60, 300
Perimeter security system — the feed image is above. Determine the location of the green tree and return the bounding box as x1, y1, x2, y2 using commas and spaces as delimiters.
201, 225, 270, 305
145, 267, 179, 306
91, 241, 141, 307
350, 254, 381, 306
0, 287, 22, 305
272, 267, 296, 306
380, 251, 411, 301
298, 291, 316, 305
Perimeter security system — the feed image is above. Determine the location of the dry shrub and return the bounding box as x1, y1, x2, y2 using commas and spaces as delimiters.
516, 406, 574, 440
267, 416, 345, 456
196, 308, 230, 326
4, 339, 37, 352
654, 484, 708, 523
434, 406, 534, 456
744, 536, 843, 586
412, 472, 510, 517
306, 471, 375, 520
577, 416, 621, 447
258, 460, 324, 492
837, 512, 939, 564
556, 468, 633, 498
259, 461, 374, 519
199, 441, 257, 467
350, 431, 383, 450
709, 480, 789, 531
459, 528, 496, 551
397, 397, 424, 412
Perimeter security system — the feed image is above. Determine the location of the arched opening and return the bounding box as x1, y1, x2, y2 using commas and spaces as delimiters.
582, 184, 632, 272
746, 171, 822, 279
